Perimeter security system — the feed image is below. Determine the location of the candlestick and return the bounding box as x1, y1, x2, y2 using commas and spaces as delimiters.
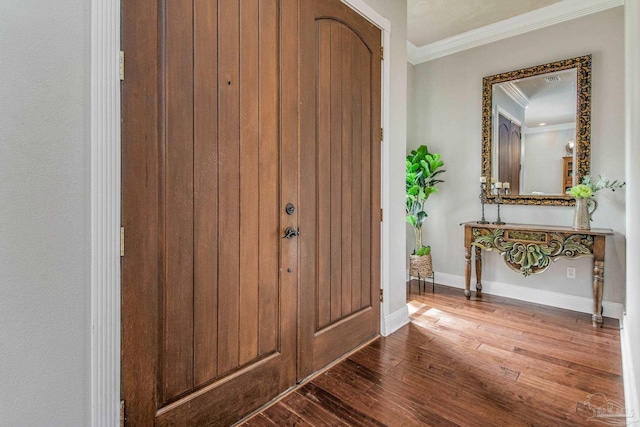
493, 187, 505, 225
495, 182, 503, 189
503, 182, 510, 189
479, 176, 487, 183
477, 182, 489, 224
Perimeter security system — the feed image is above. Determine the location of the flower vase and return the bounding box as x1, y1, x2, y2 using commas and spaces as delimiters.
573, 198, 598, 230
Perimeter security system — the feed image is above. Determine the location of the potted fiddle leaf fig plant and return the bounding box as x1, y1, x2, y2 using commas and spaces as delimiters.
406, 145, 445, 279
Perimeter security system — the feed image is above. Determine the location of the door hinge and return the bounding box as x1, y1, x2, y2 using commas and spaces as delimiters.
380, 128, 383, 142
120, 227, 125, 257
119, 51, 125, 81
380, 46, 384, 60
120, 400, 125, 427
380, 208, 383, 222
379, 289, 384, 303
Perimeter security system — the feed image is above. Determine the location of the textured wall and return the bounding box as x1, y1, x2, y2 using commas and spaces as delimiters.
0, 1, 91, 425
410, 8, 626, 305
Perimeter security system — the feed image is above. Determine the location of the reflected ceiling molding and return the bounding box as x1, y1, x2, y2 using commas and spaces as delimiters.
523, 122, 576, 134
500, 82, 530, 109
407, 0, 623, 65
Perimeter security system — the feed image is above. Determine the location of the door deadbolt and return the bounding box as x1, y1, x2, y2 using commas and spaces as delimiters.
285, 203, 295, 215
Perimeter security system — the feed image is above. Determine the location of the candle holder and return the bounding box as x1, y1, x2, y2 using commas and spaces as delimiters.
493, 187, 505, 225
477, 182, 489, 224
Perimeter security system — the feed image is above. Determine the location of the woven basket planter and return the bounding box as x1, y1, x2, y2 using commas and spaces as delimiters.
409, 253, 433, 278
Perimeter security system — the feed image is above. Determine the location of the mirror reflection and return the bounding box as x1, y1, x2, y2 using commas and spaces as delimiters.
481, 54, 591, 206
492, 69, 577, 196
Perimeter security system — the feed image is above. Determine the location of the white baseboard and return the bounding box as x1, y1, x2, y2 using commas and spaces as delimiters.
621, 317, 640, 425
381, 305, 410, 337
408, 270, 625, 321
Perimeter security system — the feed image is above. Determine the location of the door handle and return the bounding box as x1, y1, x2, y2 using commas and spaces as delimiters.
283, 227, 300, 239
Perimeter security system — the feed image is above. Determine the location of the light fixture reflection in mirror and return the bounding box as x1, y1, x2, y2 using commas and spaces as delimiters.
481, 55, 592, 206
565, 140, 575, 156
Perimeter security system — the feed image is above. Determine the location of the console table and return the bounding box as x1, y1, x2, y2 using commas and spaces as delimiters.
461, 222, 614, 327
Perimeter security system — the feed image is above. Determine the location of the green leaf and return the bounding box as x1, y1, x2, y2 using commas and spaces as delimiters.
416, 246, 431, 256
420, 160, 431, 175
416, 211, 428, 225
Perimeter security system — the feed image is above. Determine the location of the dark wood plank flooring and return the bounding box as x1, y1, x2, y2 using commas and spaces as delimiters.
239, 282, 624, 426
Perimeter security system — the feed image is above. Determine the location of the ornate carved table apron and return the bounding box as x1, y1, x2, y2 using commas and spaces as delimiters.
461, 222, 614, 327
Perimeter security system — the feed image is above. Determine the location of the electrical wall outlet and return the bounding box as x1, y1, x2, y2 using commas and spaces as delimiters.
567, 267, 576, 279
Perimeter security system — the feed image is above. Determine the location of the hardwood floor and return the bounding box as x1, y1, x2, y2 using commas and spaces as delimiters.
239, 282, 624, 426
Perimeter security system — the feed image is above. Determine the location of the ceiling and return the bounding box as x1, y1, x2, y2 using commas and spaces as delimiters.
408, 0, 563, 47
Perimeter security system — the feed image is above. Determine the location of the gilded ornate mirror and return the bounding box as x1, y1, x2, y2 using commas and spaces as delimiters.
482, 55, 591, 206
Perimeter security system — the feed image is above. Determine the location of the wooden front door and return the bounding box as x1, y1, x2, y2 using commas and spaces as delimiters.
122, 0, 381, 424
298, 0, 382, 380
121, 1, 299, 425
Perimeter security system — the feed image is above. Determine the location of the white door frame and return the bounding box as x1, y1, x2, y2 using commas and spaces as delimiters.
90, 0, 121, 425
90, 1, 391, 424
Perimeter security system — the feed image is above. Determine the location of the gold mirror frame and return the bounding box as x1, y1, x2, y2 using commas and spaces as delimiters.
482, 54, 591, 206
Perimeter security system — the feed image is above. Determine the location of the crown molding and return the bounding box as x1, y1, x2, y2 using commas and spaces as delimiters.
407, 41, 419, 65
408, 0, 624, 65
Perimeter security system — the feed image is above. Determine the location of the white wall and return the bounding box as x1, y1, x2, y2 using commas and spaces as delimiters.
410, 8, 626, 307
361, 0, 408, 316
624, 0, 640, 421
0, 1, 91, 426
407, 62, 416, 159
522, 128, 574, 195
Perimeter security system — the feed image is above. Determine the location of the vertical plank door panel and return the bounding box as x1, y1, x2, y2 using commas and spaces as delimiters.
162, 0, 195, 402
340, 27, 353, 317
258, 0, 280, 356
329, 22, 343, 323
359, 39, 372, 310
239, 0, 261, 366
194, 0, 219, 387
350, 39, 364, 312
316, 21, 332, 330
217, 0, 241, 376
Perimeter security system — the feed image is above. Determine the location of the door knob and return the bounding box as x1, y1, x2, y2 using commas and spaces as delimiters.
283, 227, 300, 239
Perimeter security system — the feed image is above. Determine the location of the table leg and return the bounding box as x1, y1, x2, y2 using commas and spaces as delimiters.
475, 246, 483, 298
464, 247, 471, 299
592, 260, 604, 327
